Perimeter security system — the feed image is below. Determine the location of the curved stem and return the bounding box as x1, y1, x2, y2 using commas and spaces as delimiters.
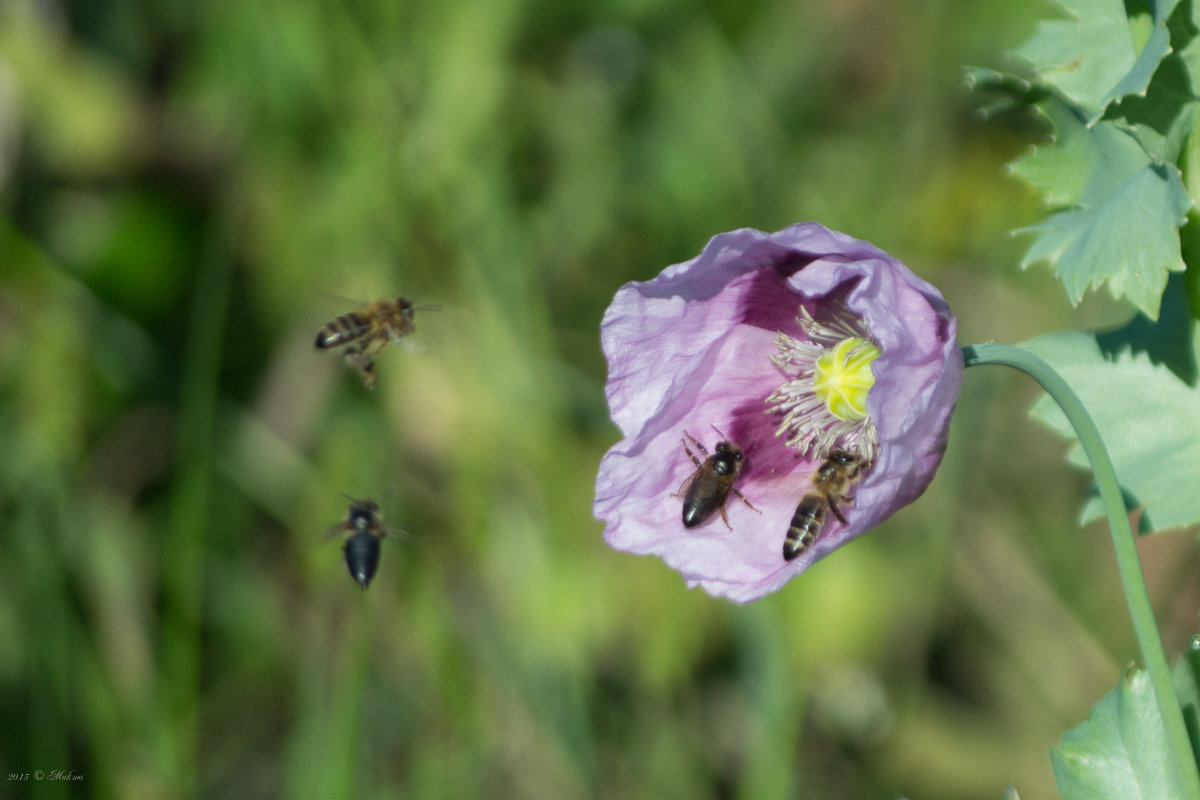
963, 342, 1200, 799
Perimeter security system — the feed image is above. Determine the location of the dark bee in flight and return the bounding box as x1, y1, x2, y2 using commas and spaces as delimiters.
784, 449, 868, 561
315, 296, 438, 389
332, 497, 388, 589
676, 429, 759, 529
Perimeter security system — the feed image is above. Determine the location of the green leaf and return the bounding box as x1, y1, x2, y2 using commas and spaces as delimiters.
1011, 99, 1190, 319
1108, 51, 1200, 163
1025, 282, 1200, 533
1052, 667, 1185, 800
964, 66, 1040, 119
1176, 0, 1200, 91
1105, 1, 1200, 164
1016, 0, 1180, 122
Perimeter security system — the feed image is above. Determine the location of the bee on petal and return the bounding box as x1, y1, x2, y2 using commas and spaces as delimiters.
676, 430, 759, 530
784, 450, 869, 561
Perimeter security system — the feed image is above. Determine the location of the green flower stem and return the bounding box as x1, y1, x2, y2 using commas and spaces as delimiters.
962, 342, 1200, 798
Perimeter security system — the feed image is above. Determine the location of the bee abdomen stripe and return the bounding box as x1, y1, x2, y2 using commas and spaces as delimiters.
316, 314, 369, 348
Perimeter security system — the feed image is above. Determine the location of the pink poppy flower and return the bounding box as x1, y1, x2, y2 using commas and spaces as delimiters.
594, 223, 962, 602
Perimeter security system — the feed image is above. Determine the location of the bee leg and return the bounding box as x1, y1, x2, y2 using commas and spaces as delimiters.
730, 486, 761, 514
349, 358, 376, 390
342, 345, 377, 389
342, 344, 364, 369
717, 504, 733, 531
673, 432, 707, 497
360, 360, 377, 390
828, 496, 849, 525
681, 431, 708, 467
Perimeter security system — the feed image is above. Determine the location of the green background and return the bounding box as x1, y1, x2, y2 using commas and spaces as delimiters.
1, 1, 1197, 798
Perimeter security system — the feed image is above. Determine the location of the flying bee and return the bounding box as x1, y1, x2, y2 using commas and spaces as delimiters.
784, 449, 869, 561
315, 296, 439, 389
675, 429, 760, 530
331, 497, 388, 589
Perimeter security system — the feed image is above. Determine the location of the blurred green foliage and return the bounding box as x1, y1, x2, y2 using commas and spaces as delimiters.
1, 1, 1198, 799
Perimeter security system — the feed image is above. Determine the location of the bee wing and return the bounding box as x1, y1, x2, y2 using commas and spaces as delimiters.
396, 329, 434, 353
674, 466, 700, 498
316, 290, 367, 306
320, 518, 394, 542
381, 523, 411, 542
319, 523, 349, 541
400, 301, 443, 351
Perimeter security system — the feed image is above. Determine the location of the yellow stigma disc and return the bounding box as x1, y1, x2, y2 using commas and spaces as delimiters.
812, 337, 878, 421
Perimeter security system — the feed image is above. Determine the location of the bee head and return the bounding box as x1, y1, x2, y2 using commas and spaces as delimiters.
713, 437, 744, 457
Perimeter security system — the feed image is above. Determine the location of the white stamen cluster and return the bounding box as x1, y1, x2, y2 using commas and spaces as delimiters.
765, 304, 879, 464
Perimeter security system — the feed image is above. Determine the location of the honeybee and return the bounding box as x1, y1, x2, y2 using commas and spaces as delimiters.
315, 296, 438, 389
676, 429, 759, 529
784, 449, 869, 561
332, 497, 388, 589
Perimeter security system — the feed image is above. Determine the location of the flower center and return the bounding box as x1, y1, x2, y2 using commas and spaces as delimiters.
812, 337, 878, 422
765, 304, 879, 464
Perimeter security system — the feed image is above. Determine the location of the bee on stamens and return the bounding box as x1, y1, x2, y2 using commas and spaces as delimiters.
315, 296, 439, 389
784, 449, 869, 561
675, 429, 759, 530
